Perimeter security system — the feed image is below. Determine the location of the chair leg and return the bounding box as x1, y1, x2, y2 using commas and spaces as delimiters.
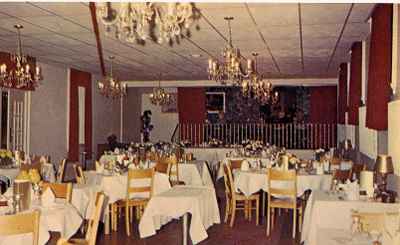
224, 198, 230, 223
244, 201, 248, 220
271, 208, 275, 229
266, 206, 270, 236
229, 201, 237, 227
125, 204, 130, 236
298, 208, 302, 232
256, 198, 259, 226
292, 208, 297, 238
248, 200, 252, 221
262, 192, 266, 217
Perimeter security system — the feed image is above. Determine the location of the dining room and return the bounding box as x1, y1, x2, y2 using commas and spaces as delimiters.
0, 2, 400, 245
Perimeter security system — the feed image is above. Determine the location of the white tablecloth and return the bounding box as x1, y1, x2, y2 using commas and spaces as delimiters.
139, 185, 220, 244
180, 161, 213, 187
301, 190, 400, 245
217, 157, 272, 179
0, 200, 82, 245
316, 229, 374, 245
71, 183, 99, 219
186, 148, 234, 168
232, 169, 332, 197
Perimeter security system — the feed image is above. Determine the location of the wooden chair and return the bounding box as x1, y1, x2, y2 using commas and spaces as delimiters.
167, 155, 185, 186
57, 159, 67, 183
154, 161, 169, 174
223, 164, 259, 227
57, 192, 105, 245
0, 210, 40, 245
229, 159, 243, 170
20, 161, 42, 172
125, 168, 154, 236
331, 169, 352, 189
329, 156, 341, 170
40, 182, 72, 203
266, 169, 302, 238
73, 164, 86, 184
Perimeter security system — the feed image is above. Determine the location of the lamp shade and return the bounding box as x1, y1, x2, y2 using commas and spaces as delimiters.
374, 154, 394, 174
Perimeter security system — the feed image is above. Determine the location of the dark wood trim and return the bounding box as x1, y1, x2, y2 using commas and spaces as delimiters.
89, 2, 106, 77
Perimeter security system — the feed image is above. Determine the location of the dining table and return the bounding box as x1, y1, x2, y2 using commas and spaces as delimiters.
0, 199, 82, 245
301, 190, 400, 245
139, 185, 220, 245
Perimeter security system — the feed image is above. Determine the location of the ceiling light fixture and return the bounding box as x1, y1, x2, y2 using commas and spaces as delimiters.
97, 56, 126, 99
0, 24, 42, 89
242, 53, 279, 105
96, 2, 200, 45
149, 74, 172, 106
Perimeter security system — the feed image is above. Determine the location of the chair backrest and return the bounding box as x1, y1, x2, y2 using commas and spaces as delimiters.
330, 156, 341, 166
167, 155, 180, 182
332, 169, 352, 184
85, 192, 105, 245
57, 159, 67, 183
229, 159, 243, 170
223, 163, 236, 200
267, 169, 297, 204
40, 182, 72, 203
0, 210, 40, 245
20, 161, 42, 172
154, 161, 169, 174
126, 168, 154, 199
73, 164, 85, 184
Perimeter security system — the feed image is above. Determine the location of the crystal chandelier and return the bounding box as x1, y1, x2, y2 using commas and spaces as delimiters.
96, 2, 199, 44
149, 77, 172, 106
242, 53, 279, 105
207, 17, 259, 86
0, 25, 42, 89
97, 56, 126, 99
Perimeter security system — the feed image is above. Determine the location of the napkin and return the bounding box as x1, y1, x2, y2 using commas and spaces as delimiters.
39, 156, 47, 164
96, 161, 104, 174
41, 187, 56, 207
339, 180, 360, 200
241, 160, 250, 171
114, 148, 120, 154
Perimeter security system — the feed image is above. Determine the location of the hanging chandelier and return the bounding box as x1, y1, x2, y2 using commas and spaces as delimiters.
242, 53, 279, 105
96, 2, 199, 45
0, 24, 42, 89
149, 76, 172, 106
97, 56, 126, 99
207, 17, 259, 86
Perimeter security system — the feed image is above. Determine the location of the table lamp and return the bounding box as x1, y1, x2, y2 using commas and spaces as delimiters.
374, 154, 394, 192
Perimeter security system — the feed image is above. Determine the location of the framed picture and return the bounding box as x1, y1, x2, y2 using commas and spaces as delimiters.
161, 93, 178, 113
206, 92, 225, 114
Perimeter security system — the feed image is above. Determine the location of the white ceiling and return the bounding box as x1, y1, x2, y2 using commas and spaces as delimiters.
0, 2, 374, 81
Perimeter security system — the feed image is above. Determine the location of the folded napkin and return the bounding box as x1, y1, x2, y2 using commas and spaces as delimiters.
96, 161, 104, 174
339, 180, 360, 200
114, 148, 120, 154
41, 187, 56, 207
241, 160, 250, 171
39, 156, 47, 164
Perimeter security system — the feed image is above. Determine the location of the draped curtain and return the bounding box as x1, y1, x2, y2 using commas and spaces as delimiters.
366, 4, 393, 130
177, 87, 206, 144
68, 68, 92, 161
348, 42, 362, 125
309, 86, 337, 123
338, 63, 348, 124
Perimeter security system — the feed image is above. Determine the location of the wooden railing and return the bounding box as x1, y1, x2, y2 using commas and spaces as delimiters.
175, 123, 337, 150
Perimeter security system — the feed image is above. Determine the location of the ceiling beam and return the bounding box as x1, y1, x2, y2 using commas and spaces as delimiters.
244, 3, 281, 74
89, 2, 106, 76
123, 78, 338, 87
326, 3, 354, 71
298, 3, 305, 73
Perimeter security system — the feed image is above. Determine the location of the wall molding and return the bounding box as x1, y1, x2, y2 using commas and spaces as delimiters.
124, 78, 337, 88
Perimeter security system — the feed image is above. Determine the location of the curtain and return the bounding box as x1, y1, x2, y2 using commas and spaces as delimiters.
348, 42, 362, 125
338, 63, 348, 124
68, 68, 92, 161
309, 86, 337, 123
177, 87, 206, 144
366, 4, 393, 130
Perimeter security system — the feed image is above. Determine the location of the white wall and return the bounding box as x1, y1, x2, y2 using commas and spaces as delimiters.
358, 106, 378, 159
141, 88, 178, 142
389, 96, 400, 176
92, 74, 121, 158
30, 62, 68, 166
